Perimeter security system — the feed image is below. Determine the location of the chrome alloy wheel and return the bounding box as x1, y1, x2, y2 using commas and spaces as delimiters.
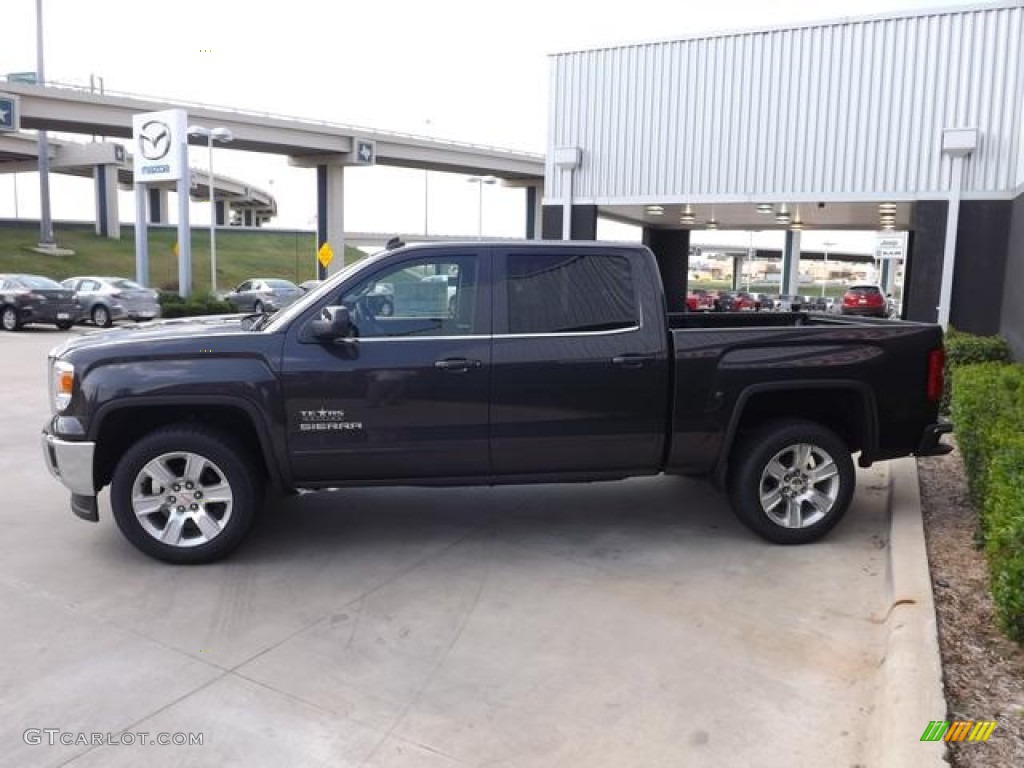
758, 443, 841, 529
130, 451, 234, 547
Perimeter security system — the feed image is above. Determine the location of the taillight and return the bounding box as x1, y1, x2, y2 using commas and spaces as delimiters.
927, 348, 945, 402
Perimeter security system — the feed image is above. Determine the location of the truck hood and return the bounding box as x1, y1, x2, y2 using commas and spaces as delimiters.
50, 314, 257, 358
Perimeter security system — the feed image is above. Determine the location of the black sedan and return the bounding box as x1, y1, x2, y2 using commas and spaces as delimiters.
0, 274, 82, 331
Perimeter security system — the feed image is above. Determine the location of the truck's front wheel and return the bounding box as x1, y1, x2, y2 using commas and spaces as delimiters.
110, 426, 262, 563
728, 419, 854, 544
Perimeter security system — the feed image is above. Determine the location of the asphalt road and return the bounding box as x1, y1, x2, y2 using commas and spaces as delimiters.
2, 326, 892, 768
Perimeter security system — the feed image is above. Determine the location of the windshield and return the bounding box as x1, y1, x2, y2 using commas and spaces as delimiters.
18, 275, 63, 290
111, 278, 146, 290
261, 250, 391, 332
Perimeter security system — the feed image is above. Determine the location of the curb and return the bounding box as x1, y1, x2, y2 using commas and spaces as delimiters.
872, 457, 948, 767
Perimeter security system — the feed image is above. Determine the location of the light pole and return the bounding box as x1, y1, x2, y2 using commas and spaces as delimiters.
466, 175, 496, 238
188, 125, 233, 295
821, 241, 835, 297
35, 0, 55, 248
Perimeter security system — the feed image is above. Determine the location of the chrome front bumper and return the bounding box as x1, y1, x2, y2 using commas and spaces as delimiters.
41, 431, 96, 496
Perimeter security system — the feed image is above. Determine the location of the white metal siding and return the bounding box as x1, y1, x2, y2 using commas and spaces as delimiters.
548, 3, 1024, 202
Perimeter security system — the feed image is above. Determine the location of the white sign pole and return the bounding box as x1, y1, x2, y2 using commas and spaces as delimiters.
134, 184, 148, 286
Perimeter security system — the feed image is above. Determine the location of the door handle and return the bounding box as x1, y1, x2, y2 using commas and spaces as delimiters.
612, 354, 657, 369
434, 358, 482, 372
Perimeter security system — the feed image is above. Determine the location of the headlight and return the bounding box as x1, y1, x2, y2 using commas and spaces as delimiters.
52, 360, 74, 412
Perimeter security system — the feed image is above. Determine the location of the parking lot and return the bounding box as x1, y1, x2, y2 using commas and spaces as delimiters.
3, 327, 893, 767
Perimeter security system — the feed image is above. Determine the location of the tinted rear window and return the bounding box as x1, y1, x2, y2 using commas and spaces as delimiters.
264, 279, 299, 290
112, 278, 145, 290
507, 254, 636, 334
17, 275, 63, 290
850, 286, 881, 295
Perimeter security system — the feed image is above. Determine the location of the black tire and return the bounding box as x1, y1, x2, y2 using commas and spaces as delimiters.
92, 304, 112, 328
110, 425, 263, 564
55, 320, 73, 330
1, 305, 21, 332
728, 419, 855, 544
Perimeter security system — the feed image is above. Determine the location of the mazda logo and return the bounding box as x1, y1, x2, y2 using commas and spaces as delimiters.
138, 120, 172, 161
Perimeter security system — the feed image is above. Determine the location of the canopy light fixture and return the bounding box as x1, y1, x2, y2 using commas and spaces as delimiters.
775, 204, 791, 224
757, 204, 774, 214
680, 204, 695, 223
706, 219, 719, 230
646, 205, 664, 215
878, 203, 897, 213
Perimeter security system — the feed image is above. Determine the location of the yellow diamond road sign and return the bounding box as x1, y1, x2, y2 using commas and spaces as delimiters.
317, 242, 334, 268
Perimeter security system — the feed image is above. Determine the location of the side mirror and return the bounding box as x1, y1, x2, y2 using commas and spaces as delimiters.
310, 306, 352, 340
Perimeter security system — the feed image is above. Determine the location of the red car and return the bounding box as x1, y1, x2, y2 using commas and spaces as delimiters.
686, 289, 716, 312
722, 291, 759, 311
841, 284, 887, 317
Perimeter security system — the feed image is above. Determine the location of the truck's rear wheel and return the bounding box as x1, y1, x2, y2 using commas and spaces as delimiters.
728, 419, 854, 544
110, 425, 262, 563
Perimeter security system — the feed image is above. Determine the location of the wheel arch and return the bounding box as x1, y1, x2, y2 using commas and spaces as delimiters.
91, 398, 285, 491
714, 381, 878, 486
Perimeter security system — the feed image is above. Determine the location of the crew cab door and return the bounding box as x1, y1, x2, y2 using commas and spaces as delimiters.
281, 249, 491, 483
489, 247, 670, 476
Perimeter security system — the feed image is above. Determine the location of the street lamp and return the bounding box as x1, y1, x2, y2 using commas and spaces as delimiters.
467, 175, 497, 238
821, 240, 836, 297
188, 125, 234, 295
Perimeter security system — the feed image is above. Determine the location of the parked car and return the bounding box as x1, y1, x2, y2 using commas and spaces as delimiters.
224, 278, 303, 313
61, 276, 160, 328
686, 289, 715, 312
804, 296, 832, 313
772, 294, 805, 312
841, 284, 888, 318
42, 240, 951, 563
0, 273, 81, 331
720, 291, 759, 311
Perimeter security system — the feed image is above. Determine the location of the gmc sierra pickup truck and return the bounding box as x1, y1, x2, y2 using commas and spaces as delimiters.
41, 241, 951, 563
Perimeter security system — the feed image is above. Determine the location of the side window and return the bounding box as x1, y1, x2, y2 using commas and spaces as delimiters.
339, 256, 480, 338
506, 253, 637, 334
81, 280, 99, 292
236, 281, 251, 293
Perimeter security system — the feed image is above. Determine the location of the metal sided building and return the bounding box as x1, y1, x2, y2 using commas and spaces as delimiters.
542, 1, 1024, 355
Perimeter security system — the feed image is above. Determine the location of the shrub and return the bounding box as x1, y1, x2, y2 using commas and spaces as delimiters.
951, 361, 1024, 642
942, 328, 1012, 412
158, 292, 234, 318
983, 438, 1024, 641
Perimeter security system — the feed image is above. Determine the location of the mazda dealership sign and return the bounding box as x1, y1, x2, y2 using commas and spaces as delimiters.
132, 109, 186, 182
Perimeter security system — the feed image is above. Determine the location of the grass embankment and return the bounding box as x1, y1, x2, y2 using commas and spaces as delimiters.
0, 222, 365, 291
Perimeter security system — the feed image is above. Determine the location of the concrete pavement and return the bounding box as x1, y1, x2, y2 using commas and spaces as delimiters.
1, 328, 929, 767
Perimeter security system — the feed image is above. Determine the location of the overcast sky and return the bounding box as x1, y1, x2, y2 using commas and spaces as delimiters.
0, 0, 980, 251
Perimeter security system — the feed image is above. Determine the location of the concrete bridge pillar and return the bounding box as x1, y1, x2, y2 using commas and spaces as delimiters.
525, 184, 544, 239
317, 163, 346, 278
782, 230, 802, 297
93, 164, 120, 239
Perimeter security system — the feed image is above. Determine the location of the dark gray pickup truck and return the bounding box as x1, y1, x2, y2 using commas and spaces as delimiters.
42, 240, 950, 563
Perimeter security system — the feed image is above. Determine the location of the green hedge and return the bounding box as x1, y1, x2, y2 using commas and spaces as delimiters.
158, 292, 235, 318
942, 328, 1012, 412
951, 362, 1024, 641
